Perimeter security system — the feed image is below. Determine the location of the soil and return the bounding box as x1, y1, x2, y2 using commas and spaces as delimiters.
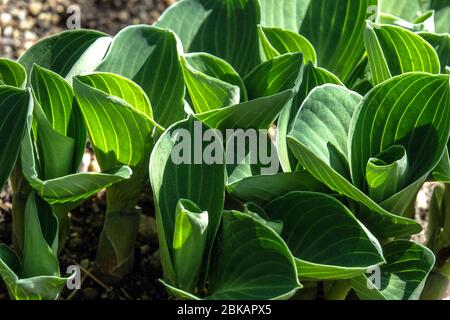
0, 181, 168, 300
0, 0, 176, 59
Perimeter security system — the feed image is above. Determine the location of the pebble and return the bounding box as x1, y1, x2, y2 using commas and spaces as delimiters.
82, 287, 99, 300
149, 250, 162, 273
0, 0, 173, 59
68, 237, 83, 249
29, 2, 43, 16
140, 244, 151, 256
80, 258, 90, 269
138, 215, 158, 245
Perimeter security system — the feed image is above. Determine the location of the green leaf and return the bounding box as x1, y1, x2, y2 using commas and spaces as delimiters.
244, 53, 303, 100
30, 65, 87, 175
364, 22, 392, 85
18, 29, 111, 83
96, 25, 185, 128
20, 192, 59, 278
173, 199, 209, 292
0, 86, 32, 189
259, 0, 310, 32
156, 0, 261, 76
377, 11, 435, 33
366, 145, 409, 203
379, 0, 426, 22
21, 74, 131, 209
277, 62, 343, 172
290, 84, 362, 179
27, 65, 88, 190
227, 170, 328, 206
287, 83, 422, 238
184, 53, 247, 101
351, 240, 435, 300
75, 72, 163, 276
0, 192, 70, 300
365, 23, 440, 84
243, 204, 283, 235
21, 114, 131, 208
31, 65, 75, 136
182, 56, 241, 113
433, 147, 450, 183
258, 26, 317, 64
379, 0, 450, 33
427, 184, 450, 253
350, 73, 450, 198
74, 72, 160, 171
0, 58, 27, 88
222, 120, 326, 206
265, 192, 385, 280
160, 279, 202, 300
299, 0, 377, 83
207, 210, 300, 300
149, 116, 225, 284
420, 32, 450, 73
196, 89, 294, 131
430, 0, 450, 33
344, 72, 449, 231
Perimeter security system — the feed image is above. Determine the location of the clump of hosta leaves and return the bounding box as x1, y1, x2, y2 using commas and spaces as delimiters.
1, 0, 450, 300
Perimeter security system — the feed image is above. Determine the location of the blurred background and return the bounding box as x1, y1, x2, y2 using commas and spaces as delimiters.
0, 0, 175, 59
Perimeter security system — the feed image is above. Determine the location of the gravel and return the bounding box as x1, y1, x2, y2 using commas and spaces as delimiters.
0, 0, 176, 59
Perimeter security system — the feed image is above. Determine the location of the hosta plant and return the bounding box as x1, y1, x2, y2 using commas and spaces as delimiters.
0, 0, 450, 300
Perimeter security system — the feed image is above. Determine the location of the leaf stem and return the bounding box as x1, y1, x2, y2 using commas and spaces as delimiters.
326, 280, 352, 300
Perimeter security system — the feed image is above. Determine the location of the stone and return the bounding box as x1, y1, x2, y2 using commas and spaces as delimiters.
29, 2, 43, 16
138, 215, 158, 244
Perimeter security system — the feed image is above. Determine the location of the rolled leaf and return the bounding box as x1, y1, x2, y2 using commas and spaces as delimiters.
173, 199, 209, 292
288, 83, 422, 238
0, 192, 70, 300
350, 73, 450, 196
377, 11, 435, 33
149, 116, 225, 284
74, 72, 160, 172
290, 84, 362, 180
366, 145, 409, 203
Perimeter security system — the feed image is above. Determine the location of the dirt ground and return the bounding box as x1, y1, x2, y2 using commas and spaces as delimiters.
0, 0, 175, 58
